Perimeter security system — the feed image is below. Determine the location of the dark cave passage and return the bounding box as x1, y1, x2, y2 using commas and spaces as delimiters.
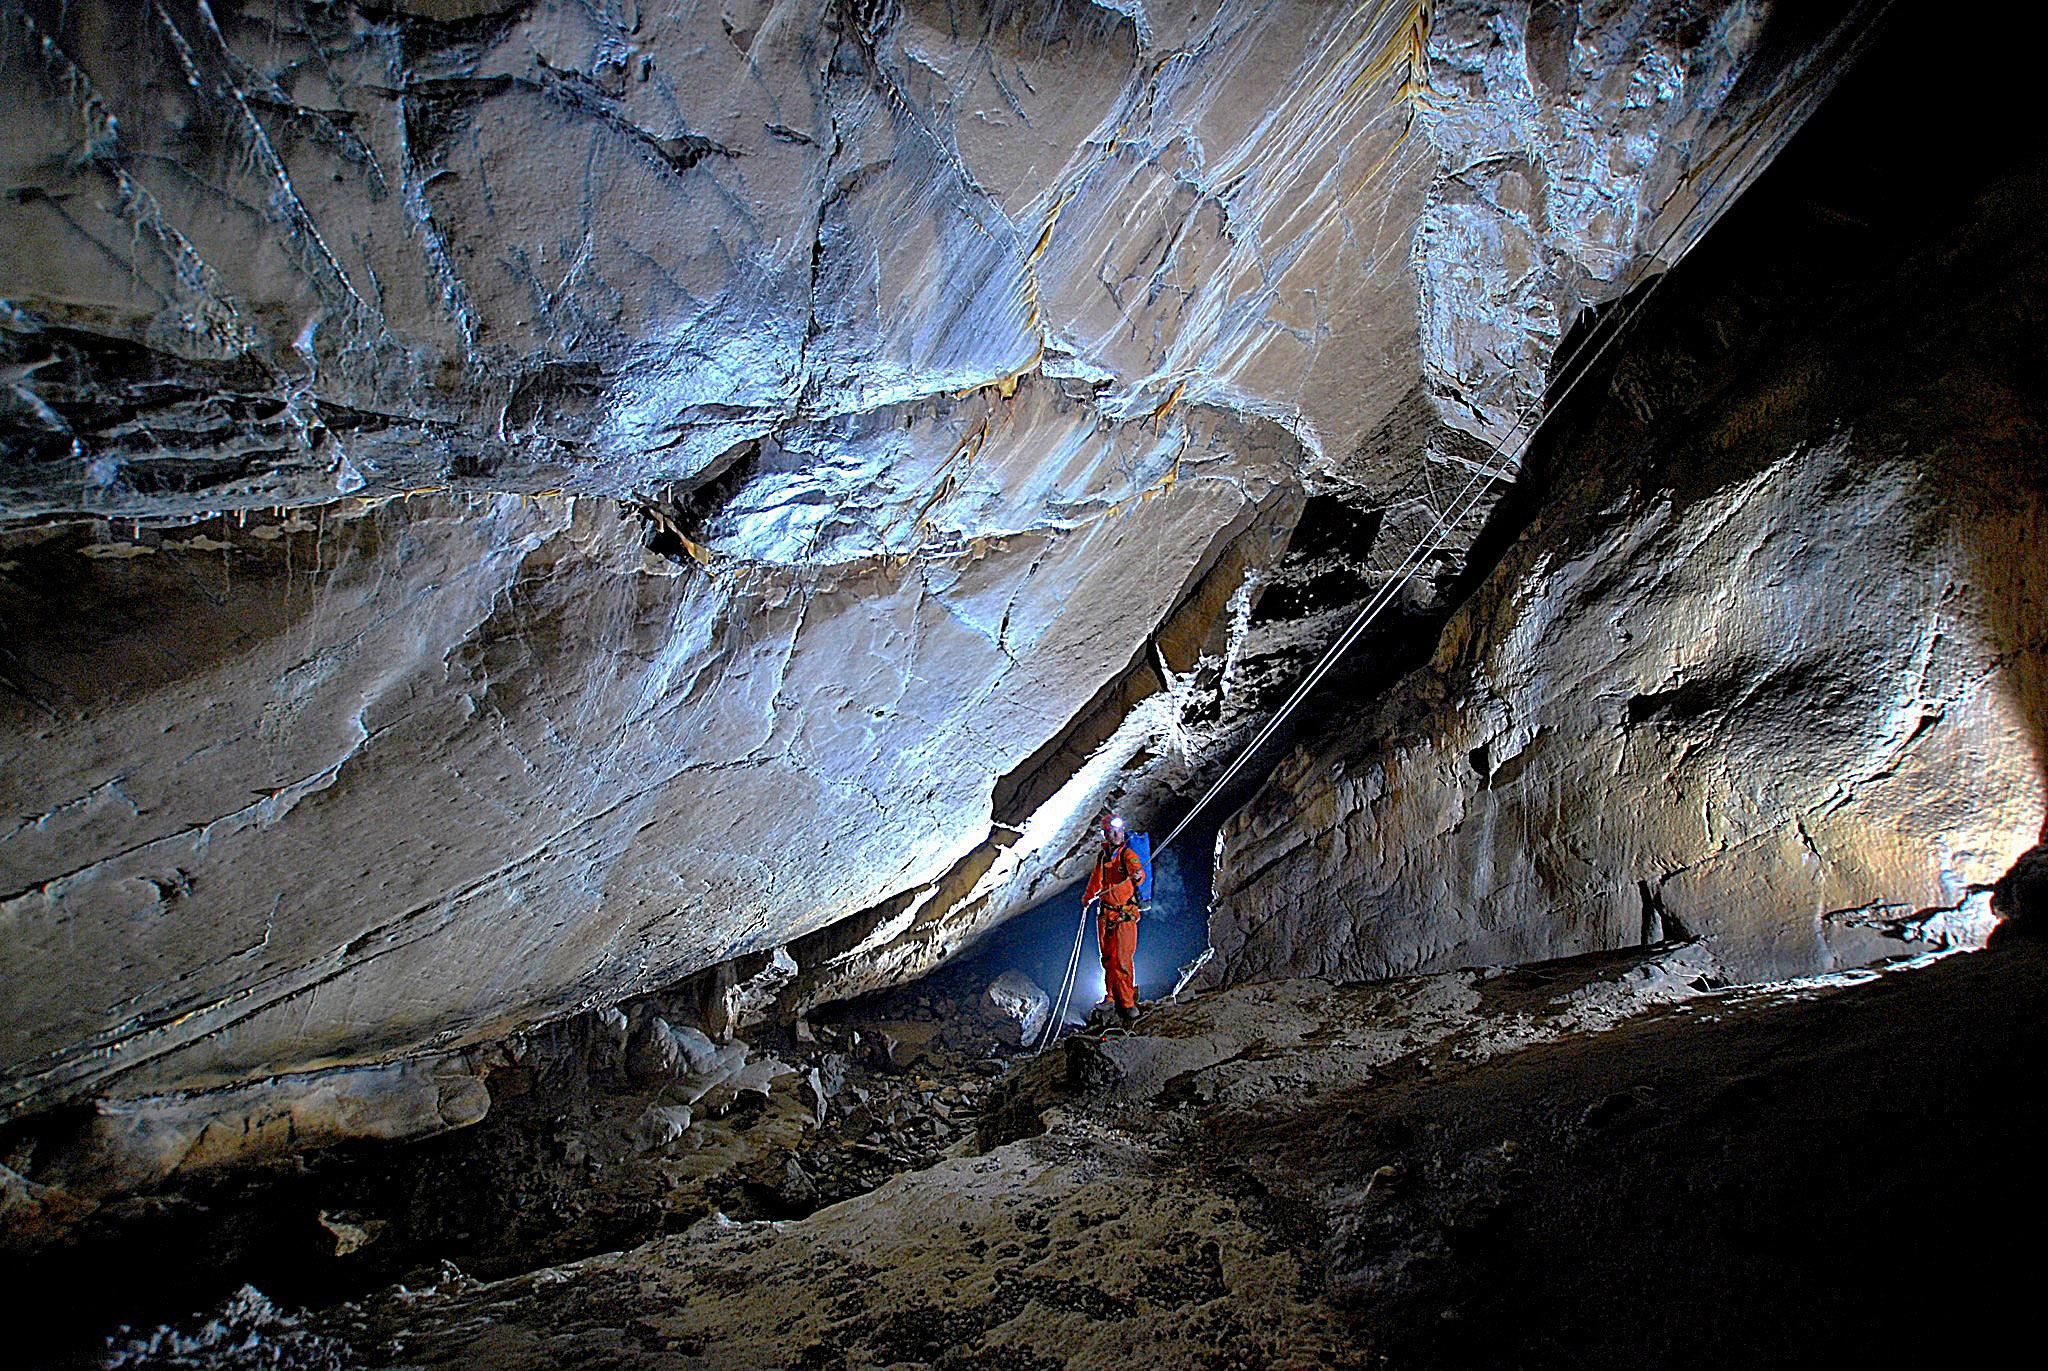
955, 816, 1219, 1023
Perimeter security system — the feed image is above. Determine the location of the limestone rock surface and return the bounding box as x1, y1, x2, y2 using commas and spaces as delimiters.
0, 0, 1864, 1121
1, 1053, 490, 1250
1206, 79, 2048, 987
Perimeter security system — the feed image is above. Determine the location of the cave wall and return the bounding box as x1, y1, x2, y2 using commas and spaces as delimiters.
0, 0, 1865, 1121
1207, 57, 2048, 986
0, 398, 1304, 1113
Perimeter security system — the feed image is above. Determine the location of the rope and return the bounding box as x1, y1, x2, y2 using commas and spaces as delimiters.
1029, 0, 1894, 1053
1152, 0, 1895, 862
1038, 899, 1094, 1045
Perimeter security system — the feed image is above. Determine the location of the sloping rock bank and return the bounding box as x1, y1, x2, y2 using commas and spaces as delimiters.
110, 938, 2048, 1368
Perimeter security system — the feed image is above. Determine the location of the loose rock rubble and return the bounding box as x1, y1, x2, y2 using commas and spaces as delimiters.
16, 965, 1047, 1367
101, 1286, 349, 1371
103, 937, 2048, 1370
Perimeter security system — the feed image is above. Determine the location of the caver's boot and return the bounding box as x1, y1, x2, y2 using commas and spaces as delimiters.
1117, 1003, 1142, 1026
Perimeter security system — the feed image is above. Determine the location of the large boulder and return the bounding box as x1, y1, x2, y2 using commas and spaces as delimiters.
978, 970, 1052, 1048
1989, 844, 2048, 945
630, 1104, 696, 1155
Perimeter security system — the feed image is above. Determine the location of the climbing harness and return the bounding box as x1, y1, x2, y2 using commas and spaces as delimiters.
1030, 0, 1896, 1057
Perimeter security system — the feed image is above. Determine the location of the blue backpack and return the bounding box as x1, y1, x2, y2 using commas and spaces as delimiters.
1129, 831, 1154, 906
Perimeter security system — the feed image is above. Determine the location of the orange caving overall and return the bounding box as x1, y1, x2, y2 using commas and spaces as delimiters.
1085, 841, 1147, 1010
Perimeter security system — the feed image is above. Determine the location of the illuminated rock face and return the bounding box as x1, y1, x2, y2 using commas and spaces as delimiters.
1206, 115, 2048, 986
0, 0, 1857, 1116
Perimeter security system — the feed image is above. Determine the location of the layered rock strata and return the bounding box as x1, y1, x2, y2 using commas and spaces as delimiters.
1208, 52, 2048, 985
9, 962, 1060, 1365
1, 0, 1864, 1122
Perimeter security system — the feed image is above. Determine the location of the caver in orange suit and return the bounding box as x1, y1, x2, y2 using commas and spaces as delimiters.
1084, 823, 1148, 1014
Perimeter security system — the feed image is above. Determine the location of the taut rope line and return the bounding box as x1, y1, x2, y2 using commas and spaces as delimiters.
1031, 0, 1895, 1054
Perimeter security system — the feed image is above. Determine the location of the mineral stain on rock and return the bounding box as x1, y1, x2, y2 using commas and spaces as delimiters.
3, 0, 2047, 1367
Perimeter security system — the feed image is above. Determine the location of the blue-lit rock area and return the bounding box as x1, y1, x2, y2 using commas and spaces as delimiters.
4, 0, 2046, 1367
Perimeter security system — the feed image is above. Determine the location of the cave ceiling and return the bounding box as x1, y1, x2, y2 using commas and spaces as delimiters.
0, 0, 1864, 1114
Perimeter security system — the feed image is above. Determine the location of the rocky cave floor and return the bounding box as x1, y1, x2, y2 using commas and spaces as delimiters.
17, 953, 1051, 1368
30, 931, 2047, 1369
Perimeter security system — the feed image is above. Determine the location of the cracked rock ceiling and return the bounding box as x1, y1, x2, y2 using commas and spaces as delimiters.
0, 0, 1865, 1114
